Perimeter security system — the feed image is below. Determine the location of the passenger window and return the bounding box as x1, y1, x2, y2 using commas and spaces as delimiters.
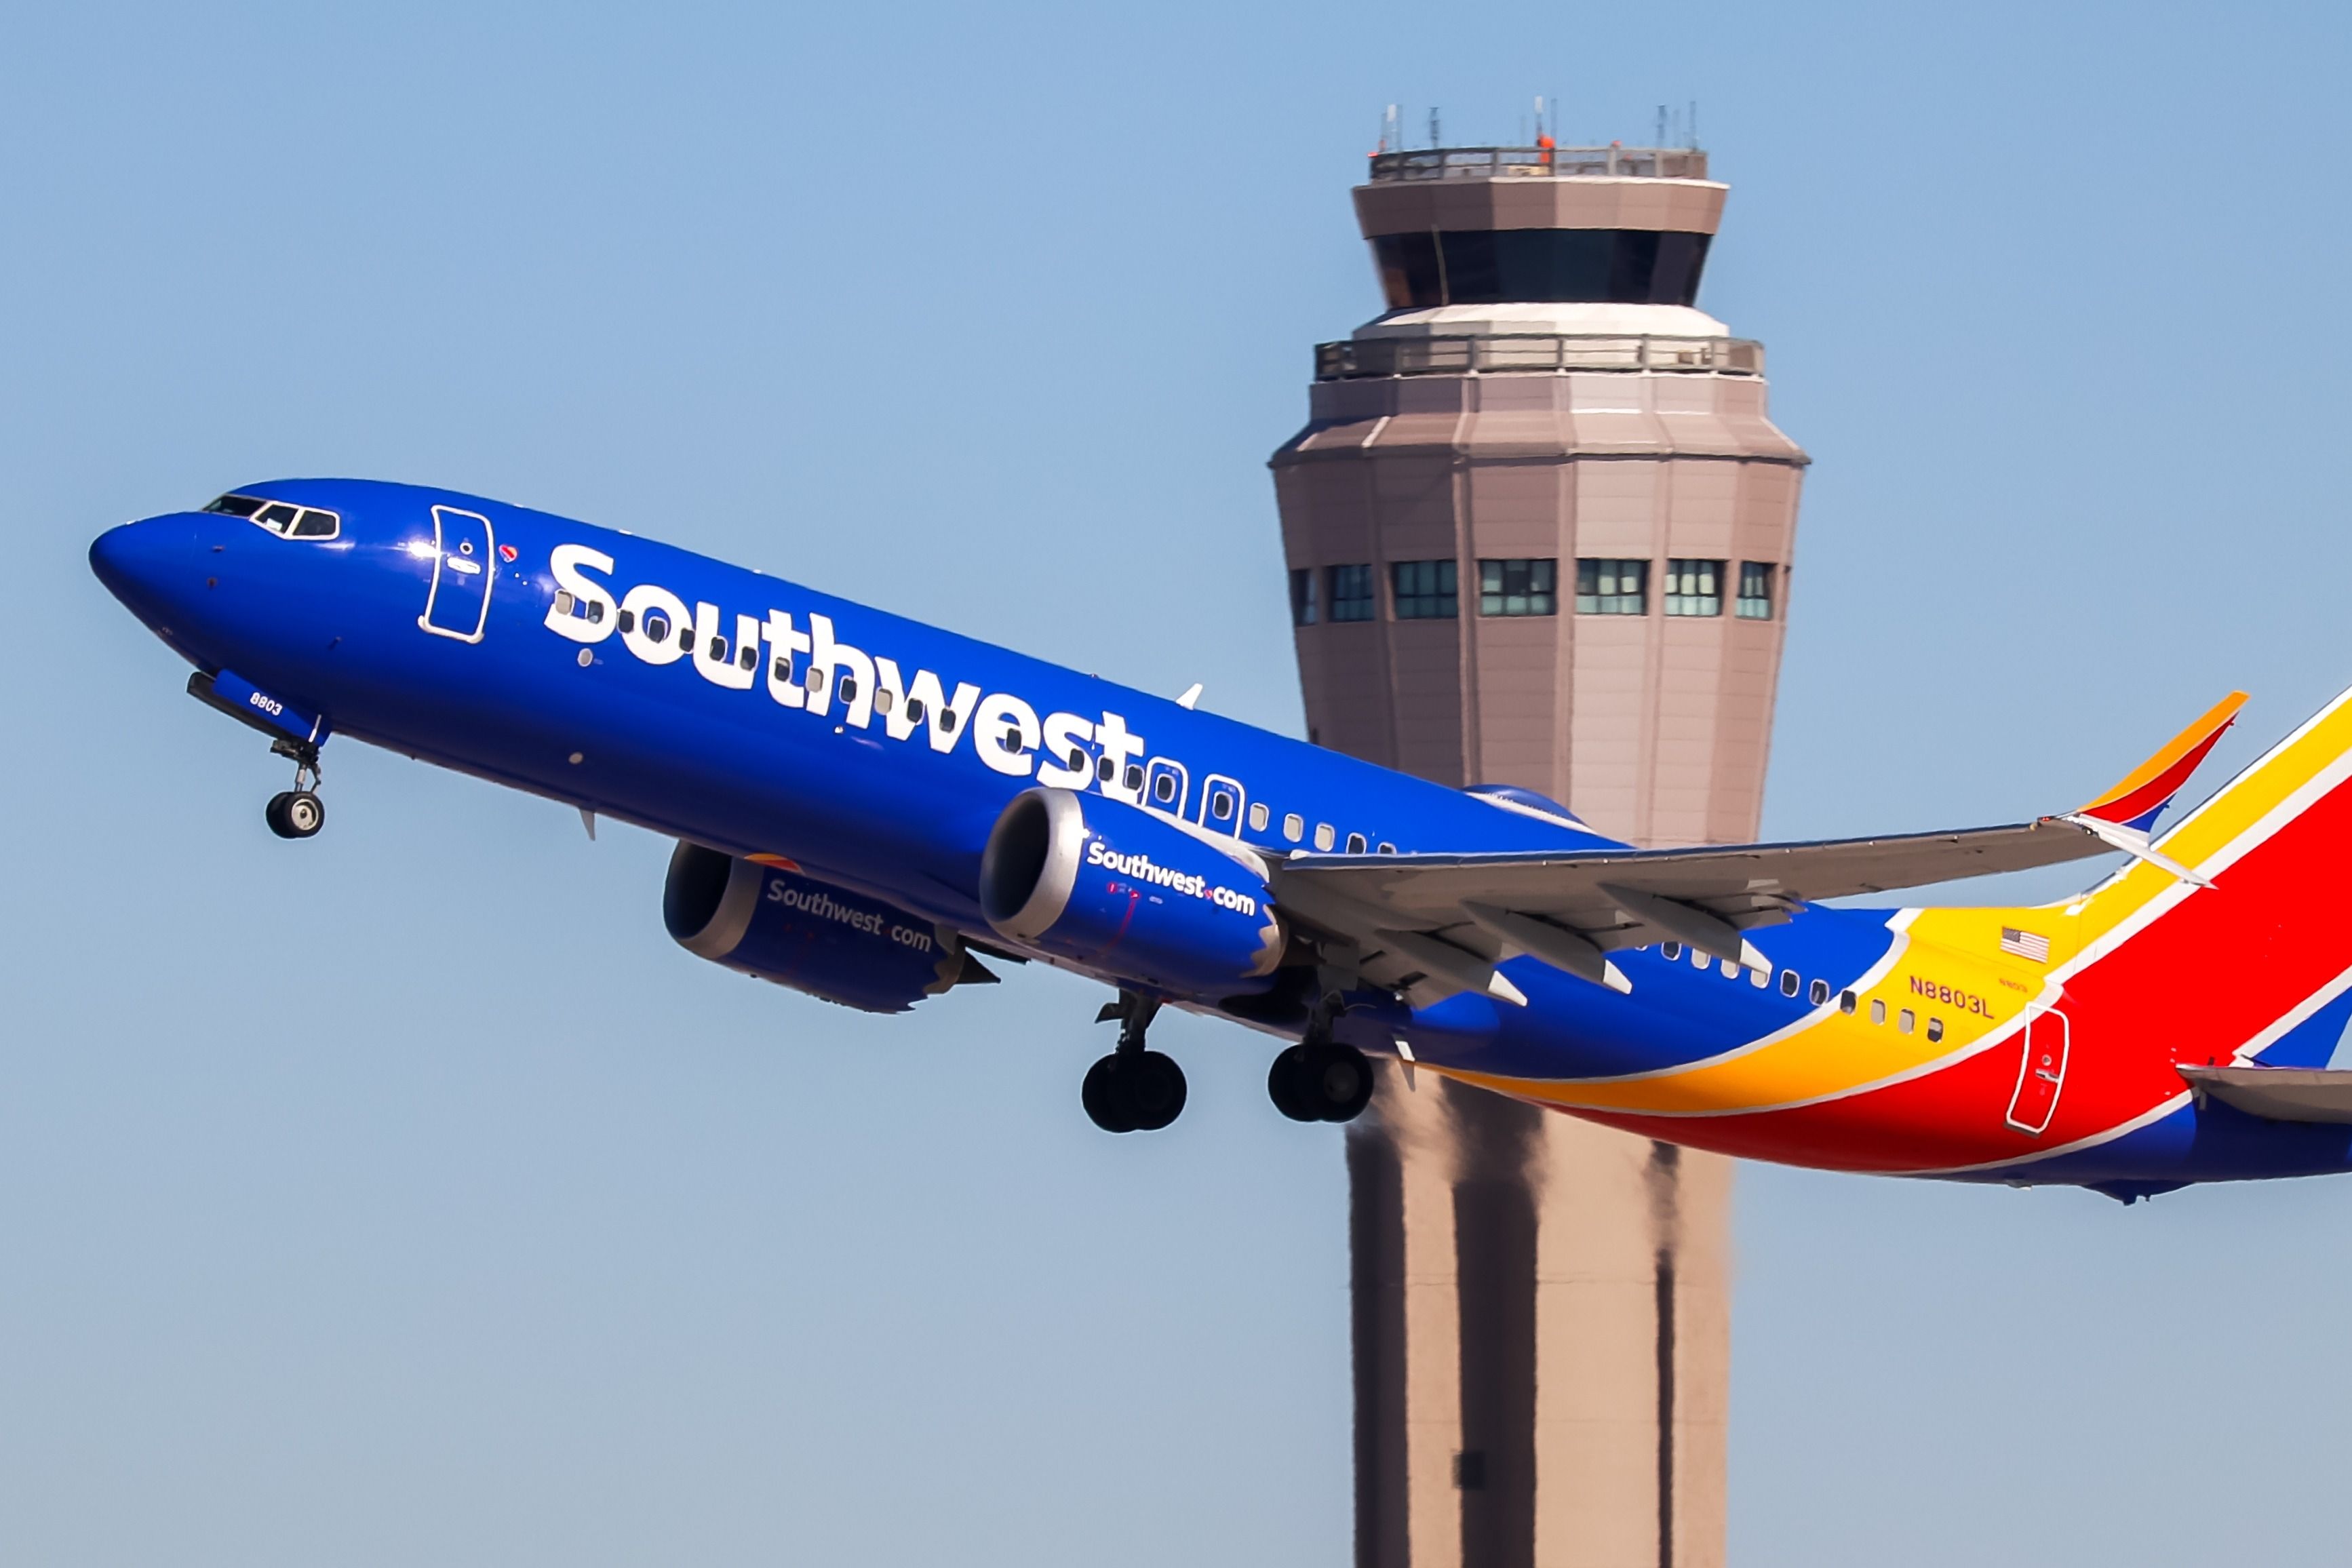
290, 509, 338, 538
677, 624, 692, 649
644, 614, 669, 640
1211, 791, 1234, 821
1067, 748, 1086, 773
874, 687, 894, 713
804, 666, 824, 692
772, 656, 793, 683
1749, 965, 1769, 989
1097, 756, 1115, 783
587, 601, 604, 623
939, 709, 958, 732
1662, 941, 1683, 961
1154, 773, 1176, 803
1377, 841, 1396, 854
1898, 1008, 1915, 1034
839, 676, 859, 703
709, 637, 730, 661
1870, 999, 1887, 1025
555, 590, 576, 615
1248, 802, 1269, 831
1839, 989, 1858, 1015
1346, 831, 1367, 852
1691, 948, 1708, 969
617, 610, 637, 633
739, 645, 758, 671
905, 699, 925, 723
1927, 1018, 1945, 1042
1282, 813, 1304, 842
1779, 969, 1800, 998
1121, 763, 1139, 788
1809, 979, 1830, 1006
1719, 958, 1739, 978
1004, 728, 1026, 754
1314, 823, 1335, 850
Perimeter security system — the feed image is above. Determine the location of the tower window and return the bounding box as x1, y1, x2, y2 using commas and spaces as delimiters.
1575, 559, 1647, 615
1328, 564, 1375, 623
1664, 560, 1724, 617
1391, 560, 1457, 619
1478, 558, 1557, 616
1289, 567, 1319, 626
1736, 562, 1776, 620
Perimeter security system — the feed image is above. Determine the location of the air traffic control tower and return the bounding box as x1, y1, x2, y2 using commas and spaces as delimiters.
1271, 142, 1807, 1567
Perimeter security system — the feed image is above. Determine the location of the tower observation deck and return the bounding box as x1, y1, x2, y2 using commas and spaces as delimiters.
1271, 142, 1808, 1567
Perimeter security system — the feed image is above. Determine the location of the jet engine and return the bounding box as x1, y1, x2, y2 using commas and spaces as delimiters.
663, 844, 994, 1014
979, 787, 1285, 998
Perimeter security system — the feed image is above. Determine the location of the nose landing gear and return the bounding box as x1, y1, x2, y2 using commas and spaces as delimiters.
1082, 992, 1187, 1133
264, 739, 326, 840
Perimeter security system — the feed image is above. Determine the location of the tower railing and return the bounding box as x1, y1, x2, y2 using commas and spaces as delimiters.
1314, 333, 1761, 381
1366, 145, 1710, 182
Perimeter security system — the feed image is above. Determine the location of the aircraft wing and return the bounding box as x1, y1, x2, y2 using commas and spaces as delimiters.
1268, 819, 2111, 1000
1268, 692, 2246, 1004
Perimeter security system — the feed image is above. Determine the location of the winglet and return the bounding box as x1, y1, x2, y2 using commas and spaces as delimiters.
2075, 691, 2248, 835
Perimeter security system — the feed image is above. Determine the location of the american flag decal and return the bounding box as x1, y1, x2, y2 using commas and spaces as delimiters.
2000, 926, 2052, 963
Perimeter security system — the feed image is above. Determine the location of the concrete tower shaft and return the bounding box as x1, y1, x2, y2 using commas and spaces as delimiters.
1271, 142, 1807, 1568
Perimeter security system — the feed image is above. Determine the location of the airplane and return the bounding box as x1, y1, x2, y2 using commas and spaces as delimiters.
87, 478, 2352, 1202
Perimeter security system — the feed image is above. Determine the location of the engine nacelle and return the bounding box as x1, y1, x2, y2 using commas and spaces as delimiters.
979, 787, 1285, 998
663, 844, 989, 1015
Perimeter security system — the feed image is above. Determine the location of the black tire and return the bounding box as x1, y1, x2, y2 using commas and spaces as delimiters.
1307, 1042, 1375, 1123
1082, 1054, 1136, 1133
283, 790, 325, 838
1268, 1044, 1318, 1122
264, 791, 298, 839
1126, 1051, 1187, 1132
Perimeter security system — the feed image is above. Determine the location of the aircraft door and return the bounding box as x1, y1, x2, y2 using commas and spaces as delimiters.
418, 505, 496, 643
1197, 773, 1245, 836
2005, 1006, 2071, 1135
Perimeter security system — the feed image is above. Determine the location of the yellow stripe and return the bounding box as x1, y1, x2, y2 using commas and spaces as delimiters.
1500, 686, 2352, 1117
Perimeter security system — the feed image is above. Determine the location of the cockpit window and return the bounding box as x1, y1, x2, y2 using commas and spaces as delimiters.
206, 494, 340, 540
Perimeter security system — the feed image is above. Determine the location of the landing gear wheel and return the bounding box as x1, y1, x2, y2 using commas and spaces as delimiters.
264, 790, 326, 840
1268, 1044, 1318, 1122
1082, 1054, 1137, 1134
1270, 1041, 1374, 1123
1082, 1050, 1188, 1133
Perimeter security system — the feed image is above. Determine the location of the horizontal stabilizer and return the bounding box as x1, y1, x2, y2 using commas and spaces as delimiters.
2179, 1065, 2352, 1125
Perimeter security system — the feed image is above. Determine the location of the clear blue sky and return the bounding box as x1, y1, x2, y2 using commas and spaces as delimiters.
6, 1, 2350, 1563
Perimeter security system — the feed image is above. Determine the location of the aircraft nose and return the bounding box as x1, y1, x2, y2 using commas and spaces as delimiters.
90, 515, 204, 627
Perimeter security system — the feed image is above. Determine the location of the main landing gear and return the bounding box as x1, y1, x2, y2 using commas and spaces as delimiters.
1082, 992, 1188, 1134
1268, 982, 1375, 1124
1268, 1039, 1375, 1123
264, 739, 326, 841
